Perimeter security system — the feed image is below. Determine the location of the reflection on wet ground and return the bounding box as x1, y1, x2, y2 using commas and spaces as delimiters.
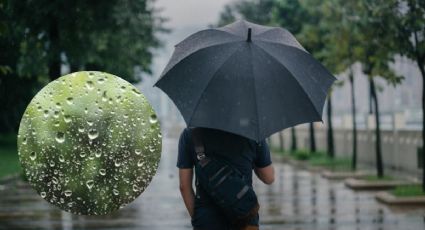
1, 137, 425, 230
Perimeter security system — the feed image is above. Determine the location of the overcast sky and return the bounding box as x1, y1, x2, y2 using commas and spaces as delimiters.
138, 0, 234, 118
155, 0, 232, 28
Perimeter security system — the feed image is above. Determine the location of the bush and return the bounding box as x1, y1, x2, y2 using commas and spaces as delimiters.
293, 149, 310, 161
392, 185, 425, 197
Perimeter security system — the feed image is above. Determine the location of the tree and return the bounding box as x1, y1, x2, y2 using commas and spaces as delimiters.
0, 0, 166, 133
8, 0, 165, 82
390, 0, 425, 190
319, 0, 362, 165
216, 0, 276, 26
348, 0, 404, 178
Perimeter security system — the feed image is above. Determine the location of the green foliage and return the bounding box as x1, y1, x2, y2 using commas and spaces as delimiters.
309, 155, 352, 172
0, 134, 21, 179
392, 185, 425, 197
216, 0, 276, 26
293, 149, 310, 161
391, 0, 425, 70
0, 0, 166, 134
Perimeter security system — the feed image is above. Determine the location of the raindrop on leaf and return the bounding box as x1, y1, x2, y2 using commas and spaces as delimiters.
55, 132, 65, 143
86, 180, 94, 190
29, 151, 36, 161
66, 97, 74, 105
149, 114, 157, 124
64, 190, 72, 197
88, 129, 99, 140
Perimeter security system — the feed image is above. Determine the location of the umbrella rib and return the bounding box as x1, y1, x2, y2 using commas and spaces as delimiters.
249, 45, 261, 140
157, 41, 242, 81
187, 44, 245, 125
252, 43, 323, 120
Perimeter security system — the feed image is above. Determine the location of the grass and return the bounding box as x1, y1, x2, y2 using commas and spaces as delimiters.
391, 185, 425, 197
272, 148, 352, 172
290, 149, 352, 171
0, 133, 21, 179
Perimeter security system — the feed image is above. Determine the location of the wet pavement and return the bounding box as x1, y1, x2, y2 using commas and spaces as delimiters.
1, 136, 425, 230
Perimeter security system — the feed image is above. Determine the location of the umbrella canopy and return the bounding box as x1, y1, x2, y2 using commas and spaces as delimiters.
155, 20, 336, 141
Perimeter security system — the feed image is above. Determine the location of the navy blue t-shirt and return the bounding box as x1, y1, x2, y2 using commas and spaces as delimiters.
177, 127, 271, 229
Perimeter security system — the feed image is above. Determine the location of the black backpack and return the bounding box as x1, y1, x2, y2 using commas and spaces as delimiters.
191, 128, 259, 228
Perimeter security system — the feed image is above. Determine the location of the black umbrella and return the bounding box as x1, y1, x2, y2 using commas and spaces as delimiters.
154, 20, 336, 141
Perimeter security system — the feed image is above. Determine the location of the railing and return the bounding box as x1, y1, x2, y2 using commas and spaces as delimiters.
269, 126, 423, 176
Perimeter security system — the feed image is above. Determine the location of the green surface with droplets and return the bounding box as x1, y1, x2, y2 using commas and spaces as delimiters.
17, 71, 162, 215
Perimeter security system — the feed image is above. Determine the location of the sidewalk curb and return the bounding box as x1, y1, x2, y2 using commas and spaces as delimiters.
322, 171, 372, 180
344, 178, 415, 190
375, 191, 425, 205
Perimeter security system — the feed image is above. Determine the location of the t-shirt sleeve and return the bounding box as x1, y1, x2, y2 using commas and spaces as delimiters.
176, 129, 195, 169
254, 139, 272, 168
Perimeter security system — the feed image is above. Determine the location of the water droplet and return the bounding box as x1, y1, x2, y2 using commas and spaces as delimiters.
98, 77, 105, 84
95, 151, 102, 158
132, 184, 139, 192
87, 120, 94, 126
114, 161, 121, 167
149, 114, 157, 124
59, 155, 65, 162
132, 88, 141, 96
29, 151, 36, 160
102, 91, 108, 102
66, 97, 73, 105
88, 129, 99, 140
40, 192, 46, 198
43, 110, 49, 118
86, 180, 94, 190
137, 159, 144, 167
64, 190, 72, 197
78, 126, 85, 133
80, 152, 86, 158
86, 81, 94, 90
99, 169, 106, 176
113, 189, 119, 195
55, 132, 65, 143
53, 110, 60, 118
135, 149, 142, 155
149, 145, 155, 153
64, 114, 72, 123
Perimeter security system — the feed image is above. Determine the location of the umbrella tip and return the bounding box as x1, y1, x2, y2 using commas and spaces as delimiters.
247, 28, 252, 42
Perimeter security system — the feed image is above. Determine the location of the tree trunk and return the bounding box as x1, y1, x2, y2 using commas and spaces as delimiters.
278, 131, 284, 152
349, 67, 358, 171
370, 78, 383, 178
327, 94, 334, 158
291, 127, 297, 152
309, 123, 316, 153
48, 16, 61, 81
417, 62, 425, 191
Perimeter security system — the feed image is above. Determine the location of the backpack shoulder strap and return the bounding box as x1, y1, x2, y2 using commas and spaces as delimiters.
191, 128, 206, 161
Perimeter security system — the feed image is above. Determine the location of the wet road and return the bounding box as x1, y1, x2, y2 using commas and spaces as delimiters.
1, 136, 425, 230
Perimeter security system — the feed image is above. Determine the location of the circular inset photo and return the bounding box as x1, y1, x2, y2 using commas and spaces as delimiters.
17, 71, 161, 215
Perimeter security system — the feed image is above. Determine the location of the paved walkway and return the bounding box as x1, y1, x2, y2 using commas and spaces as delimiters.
1, 137, 425, 230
